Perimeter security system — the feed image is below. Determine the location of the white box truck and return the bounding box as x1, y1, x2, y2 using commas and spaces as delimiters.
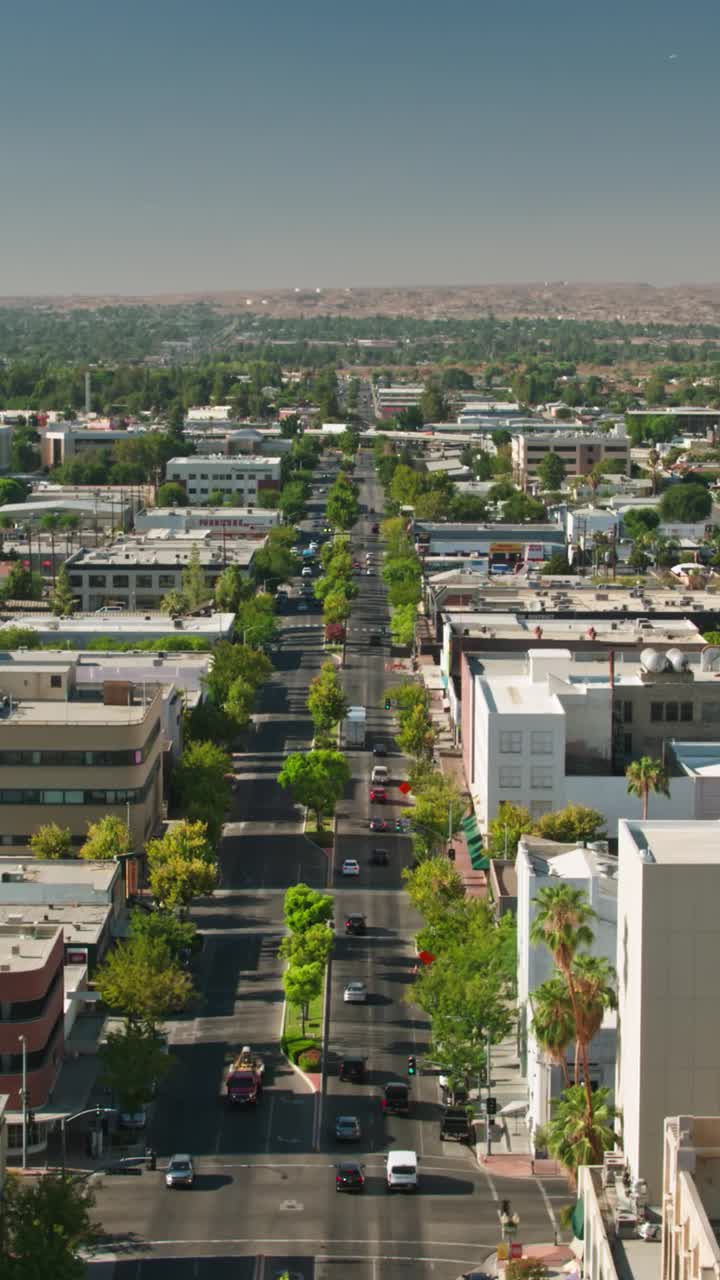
343, 706, 366, 748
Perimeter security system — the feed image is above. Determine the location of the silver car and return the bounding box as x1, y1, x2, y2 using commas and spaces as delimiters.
165, 1153, 195, 1188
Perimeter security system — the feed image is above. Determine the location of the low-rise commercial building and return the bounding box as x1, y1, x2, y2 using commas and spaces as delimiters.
627, 406, 720, 435
617, 819, 720, 1202
165, 454, 281, 503
40, 426, 133, 469
0, 922, 65, 1153
662, 1115, 720, 1280
0, 611, 235, 647
413, 520, 566, 562
134, 505, 280, 538
512, 426, 630, 488
66, 535, 262, 610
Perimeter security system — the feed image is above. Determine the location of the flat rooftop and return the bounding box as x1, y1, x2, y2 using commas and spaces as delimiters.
0, 922, 61, 970
478, 674, 565, 715
0, 611, 235, 637
446, 610, 704, 645
0, 859, 118, 890
167, 454, 281, 466
429, 576, 720, 614
468, 646, 720, 688
0, 903, 109, 948
625, 819, 720, 865
0, 695, 156, 725
67, 539, 263, 567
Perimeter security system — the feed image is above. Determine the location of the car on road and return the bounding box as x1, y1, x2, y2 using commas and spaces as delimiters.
382, 1081, 410, 1115
370, 847, 389, 866
440, 1106, 473, 1143
369, 787, 386, 803
119, 1107, 147, 1130
386, 1149, 418, 1193
165, 1154, 195, 1188
369, 817, 388, 832
372, 523, 380, 533
301, 567, 313, 577
372, 741, 387, 756
336, 1160, 365, 1192
338, 1055, 366, 1082
297, 601, 309, 612
334, 1115, 361, 1142
343, 982, 368, 1003
344, 913, 366, 935
353, 560, 362, 568
365, 568, 373, 576
341, 858, 360, 876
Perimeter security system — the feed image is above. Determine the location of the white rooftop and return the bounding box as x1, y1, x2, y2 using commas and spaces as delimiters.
623, 819, 720, 865
0, 859, 118, 890
0, 923, 61, 971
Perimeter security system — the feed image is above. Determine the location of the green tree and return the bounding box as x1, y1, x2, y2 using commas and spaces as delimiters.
625, 755, 670, 819
660, 481, 712, 522
408, 773, 466, 857
280, 920, 333, 968
283, 882, 334, 933
530, 976, 576, 1086
79, 815, 131, 861
160, 589, 188, 618
95, 933, 194, 1028
128, 908, 198, 965
533, 805, 606, 844
0, 476, 28, 505
181, 543, 208, 610
278, 479, 309, 525
420, 380, 448, 421
99, 1023, 173, 1111
236, 592, 277, 647
2, 560, 42, 601
307, 660, 348, 735
537, 451, 566, 490
403, 856, 465, 920
30, 822, 74, 860
0, 1170, 99, 1280
277, 749, 351, 829
622, 507, 660, 538
322, 588, 352, 629
214, 564, 249, 611
283, 961, 323, 1034
156, 482, 189, 507
146, 817, 216, 867
390, 603, 416, 648
50, 563, 76, 617
488, 801, 534, 858
148, 851, 217, 913
397, 701, 436, 763
326, 475, 360, 530
205, 639, 272, 705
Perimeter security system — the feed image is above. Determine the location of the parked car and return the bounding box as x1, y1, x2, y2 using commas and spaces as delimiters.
343, 982, 368, 1004
335, 1115, 361, 1142
341, 858, 360, 876
335, 1160, 365, 1192
165, 1153, 195, 1188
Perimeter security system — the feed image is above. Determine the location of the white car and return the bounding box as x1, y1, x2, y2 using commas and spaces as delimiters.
165, 1153, 195, 1189
301, 567, 313, 577
341, 858, 360, 876
344, 982, 368, 1004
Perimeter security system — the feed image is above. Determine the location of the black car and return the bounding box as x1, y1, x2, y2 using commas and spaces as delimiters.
345, 913, 366, 935
382, 1081, 410, 1115
339, 1055, 366, 1083
440, 1106, 473, 1143
336, 1161, 365, 1192
370, 848, 389, 866
372, 742, 387, 757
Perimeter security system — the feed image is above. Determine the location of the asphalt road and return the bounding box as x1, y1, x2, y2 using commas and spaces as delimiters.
89, 452, 566, 1279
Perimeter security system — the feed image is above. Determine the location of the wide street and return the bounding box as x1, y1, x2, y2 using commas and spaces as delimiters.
90, 451, 567, 1278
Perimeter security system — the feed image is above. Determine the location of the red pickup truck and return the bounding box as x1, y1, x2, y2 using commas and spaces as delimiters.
225, 1047, 264, 1105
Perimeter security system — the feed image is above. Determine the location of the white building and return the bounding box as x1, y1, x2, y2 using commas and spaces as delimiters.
66, 535, 262, 610
616, 819, 720, 1201
134, 506, 280, 538
516, 836, 618, 1140
165, 455, 281, 503
565, 506, 620, 544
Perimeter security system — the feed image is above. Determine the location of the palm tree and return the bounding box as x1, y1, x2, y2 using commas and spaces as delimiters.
530, 884, 596, 1118
530, 976, 576, 1086
647, 448, 662, 495
571, 955, 617, 1048
40, 512, 61, 588
625, 756, 670, 820
545, 1084, 618, 1174
58, 512, 80, 556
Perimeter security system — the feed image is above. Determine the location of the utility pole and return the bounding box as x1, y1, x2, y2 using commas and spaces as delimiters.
19, 1033, 27, 1169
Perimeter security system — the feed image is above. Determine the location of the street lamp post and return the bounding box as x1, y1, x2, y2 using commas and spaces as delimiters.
18, 1033, 27, 1170
499, 1199, 520, 1240
61, 1107, 116, 1173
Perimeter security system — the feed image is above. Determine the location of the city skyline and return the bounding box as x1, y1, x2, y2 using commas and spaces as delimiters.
1, 0, 718, 293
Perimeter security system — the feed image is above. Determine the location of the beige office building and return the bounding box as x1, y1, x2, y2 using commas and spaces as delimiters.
617, 820, 720, 1202
512, 427, 630, 488
0, 674, 165, 853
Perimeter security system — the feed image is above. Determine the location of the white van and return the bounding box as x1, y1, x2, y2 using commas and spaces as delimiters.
371, 765, 389, 785
386, 1149, 418, 1193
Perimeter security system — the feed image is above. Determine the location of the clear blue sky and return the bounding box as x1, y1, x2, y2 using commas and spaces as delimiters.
2, 0, 719, 293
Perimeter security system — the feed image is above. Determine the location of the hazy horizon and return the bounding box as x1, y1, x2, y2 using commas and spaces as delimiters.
3, 0, 719, 294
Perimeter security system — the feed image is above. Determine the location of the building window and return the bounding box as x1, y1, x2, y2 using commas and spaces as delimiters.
622, 701, 633, 723
158, 574, 176, 588
650, 702, 663, 722
498, 766, 522, 788
499, 731, 522, 754
665, 702, 678, 723
530, 800, 552, 819
681, 702, 693, 722
530, 731, 553, 755
112, 575, 129, 588
136, 575, 153, 588
69, 575, 82, 587
50, 675, 62, 689
702, 701, 720, 723
530, 766, 553, 790
623, 733, 633, 755
88, 574, 106, 588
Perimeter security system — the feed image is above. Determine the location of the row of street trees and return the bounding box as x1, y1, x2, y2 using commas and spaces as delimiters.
281, 883, 333, 1061
380, 517, 422, 648
314, 533, 357, 648
307, 659, 348, 746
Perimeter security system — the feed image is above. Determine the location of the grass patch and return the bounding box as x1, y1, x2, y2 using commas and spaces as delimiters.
304, 814, 333, 848
282, 987, 324, 1065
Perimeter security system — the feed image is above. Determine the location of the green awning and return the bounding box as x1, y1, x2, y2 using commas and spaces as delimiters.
467, 834, 484, 853
571, 1198, 584, 1241
470, 850, 490, 871
462, 814, 479, 838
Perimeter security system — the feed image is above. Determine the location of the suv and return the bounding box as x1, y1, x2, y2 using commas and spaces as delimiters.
370, 848, 389, 866
382, 1081, 410, 1115
345, 913, 367, 935
339, 1055, 366, 1083
440, 1106, 473, 1143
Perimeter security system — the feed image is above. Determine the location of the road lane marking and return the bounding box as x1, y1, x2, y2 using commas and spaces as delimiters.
100, 1238, 500, 1255
538, 1177, 560, 1234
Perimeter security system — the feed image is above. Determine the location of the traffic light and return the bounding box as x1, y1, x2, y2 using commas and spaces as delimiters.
407, 1055, 417, 1076
384, 698, 391, 711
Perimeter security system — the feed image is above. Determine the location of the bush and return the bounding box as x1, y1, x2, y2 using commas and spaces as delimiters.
297, 1047, 321, 1072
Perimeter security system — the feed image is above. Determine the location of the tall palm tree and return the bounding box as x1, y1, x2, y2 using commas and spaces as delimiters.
58, 512, 80, 557
625, 756, 670, 820
571, 954, 617, 1048
530, 884, 596, 1119
40, 512, 61, 588
545, 1084, 618, 1174
530, 976, 576, 1086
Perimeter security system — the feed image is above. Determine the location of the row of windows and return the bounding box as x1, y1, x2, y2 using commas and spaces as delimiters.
499, 731, 554, 755
650, 701, 695, 723
76, 573, 183, 589
5, 1012, 63, 1073
178, 472, 271, 481
0, 967, 62, 1024
499, 766, 554, 790
0, 758, 159, 806
0, 721, 160, 768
